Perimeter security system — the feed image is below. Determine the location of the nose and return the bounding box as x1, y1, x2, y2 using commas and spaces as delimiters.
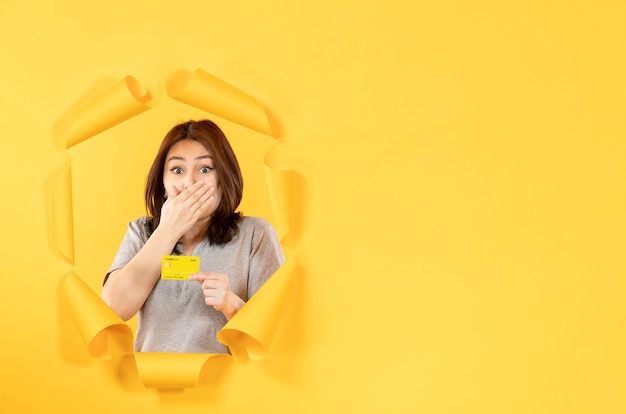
183, 171, 198, 189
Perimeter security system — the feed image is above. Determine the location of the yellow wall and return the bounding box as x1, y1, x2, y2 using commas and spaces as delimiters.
2, 0, 626, 412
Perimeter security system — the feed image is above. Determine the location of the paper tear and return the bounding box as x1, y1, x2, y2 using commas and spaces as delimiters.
167, 68, 277, 137
63, 76, 152, 148
54, 68, 299, 389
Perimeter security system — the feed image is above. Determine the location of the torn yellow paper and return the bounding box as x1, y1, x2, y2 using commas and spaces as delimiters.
63, 76, 152, 148
167, 69, 276, 137
218, 257, 298, 360
133, 352, 219, 389
62, 258, 298, 387
62, 272, 133, 359
264, 164, 293, 240
50, 160, 74, 264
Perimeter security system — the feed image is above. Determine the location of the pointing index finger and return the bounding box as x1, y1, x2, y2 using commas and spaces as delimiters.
188, 272, 221, 282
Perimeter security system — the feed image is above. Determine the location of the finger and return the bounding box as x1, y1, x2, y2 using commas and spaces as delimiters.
203, 286, 222, 296
187, 272, 218, 282
173, 181, 207, 202
188, 274, 205, 284
192, 189, 215, 214
203, 288, 227, 303
201, 280, 227, 291
162, 186, 181, 206
204, 296, 222, 306
185, 185, 216, 212
204, 274, 227, 283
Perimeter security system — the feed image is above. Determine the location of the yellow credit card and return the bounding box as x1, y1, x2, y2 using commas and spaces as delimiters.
161, 255, 200, 280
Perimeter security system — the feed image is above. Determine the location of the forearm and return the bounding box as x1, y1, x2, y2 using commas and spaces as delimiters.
102, 227, 179, 320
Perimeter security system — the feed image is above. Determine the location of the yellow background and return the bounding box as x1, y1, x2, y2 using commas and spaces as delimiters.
2, 0, 625, 412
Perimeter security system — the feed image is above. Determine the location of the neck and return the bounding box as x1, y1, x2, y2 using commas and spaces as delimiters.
179, 218, 210, 255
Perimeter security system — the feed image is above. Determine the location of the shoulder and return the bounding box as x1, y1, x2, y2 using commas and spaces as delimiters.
126, 216, 152, 239
237, 216, 280, 240
238, 216, 273, 230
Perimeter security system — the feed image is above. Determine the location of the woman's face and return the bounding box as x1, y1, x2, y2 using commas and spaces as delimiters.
163, 139, 221, 218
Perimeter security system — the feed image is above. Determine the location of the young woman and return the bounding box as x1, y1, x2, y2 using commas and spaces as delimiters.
102, 120, 284, 354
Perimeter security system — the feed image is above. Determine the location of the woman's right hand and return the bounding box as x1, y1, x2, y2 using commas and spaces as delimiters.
158, 181, 216, 238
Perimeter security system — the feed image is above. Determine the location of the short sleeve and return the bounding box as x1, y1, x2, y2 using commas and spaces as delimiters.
103, 217, 151, 286
247, 219, 285, 298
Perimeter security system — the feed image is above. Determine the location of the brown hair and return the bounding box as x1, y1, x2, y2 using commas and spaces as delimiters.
145, 120, 243, 245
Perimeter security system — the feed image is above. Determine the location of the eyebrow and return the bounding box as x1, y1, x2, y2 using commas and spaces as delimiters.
166, 154, 213, 163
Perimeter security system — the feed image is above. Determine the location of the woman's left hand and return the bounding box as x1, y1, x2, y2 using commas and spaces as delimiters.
188, 272, 245, 320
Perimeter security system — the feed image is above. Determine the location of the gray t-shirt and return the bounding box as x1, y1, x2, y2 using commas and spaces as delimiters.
107, 216, 285, 354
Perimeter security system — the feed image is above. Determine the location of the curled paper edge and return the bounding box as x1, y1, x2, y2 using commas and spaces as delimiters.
264, 162, 293, 241
218, 257, 298, 360
133, 352, 227, 389
166, 68, 276, 137
50, 160, 74, 264
64, 76, 153, 148
62, 272, 133, 360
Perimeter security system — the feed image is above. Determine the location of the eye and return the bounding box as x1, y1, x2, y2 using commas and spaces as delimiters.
199, 166, 214, 173
169, 167, 183, 174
